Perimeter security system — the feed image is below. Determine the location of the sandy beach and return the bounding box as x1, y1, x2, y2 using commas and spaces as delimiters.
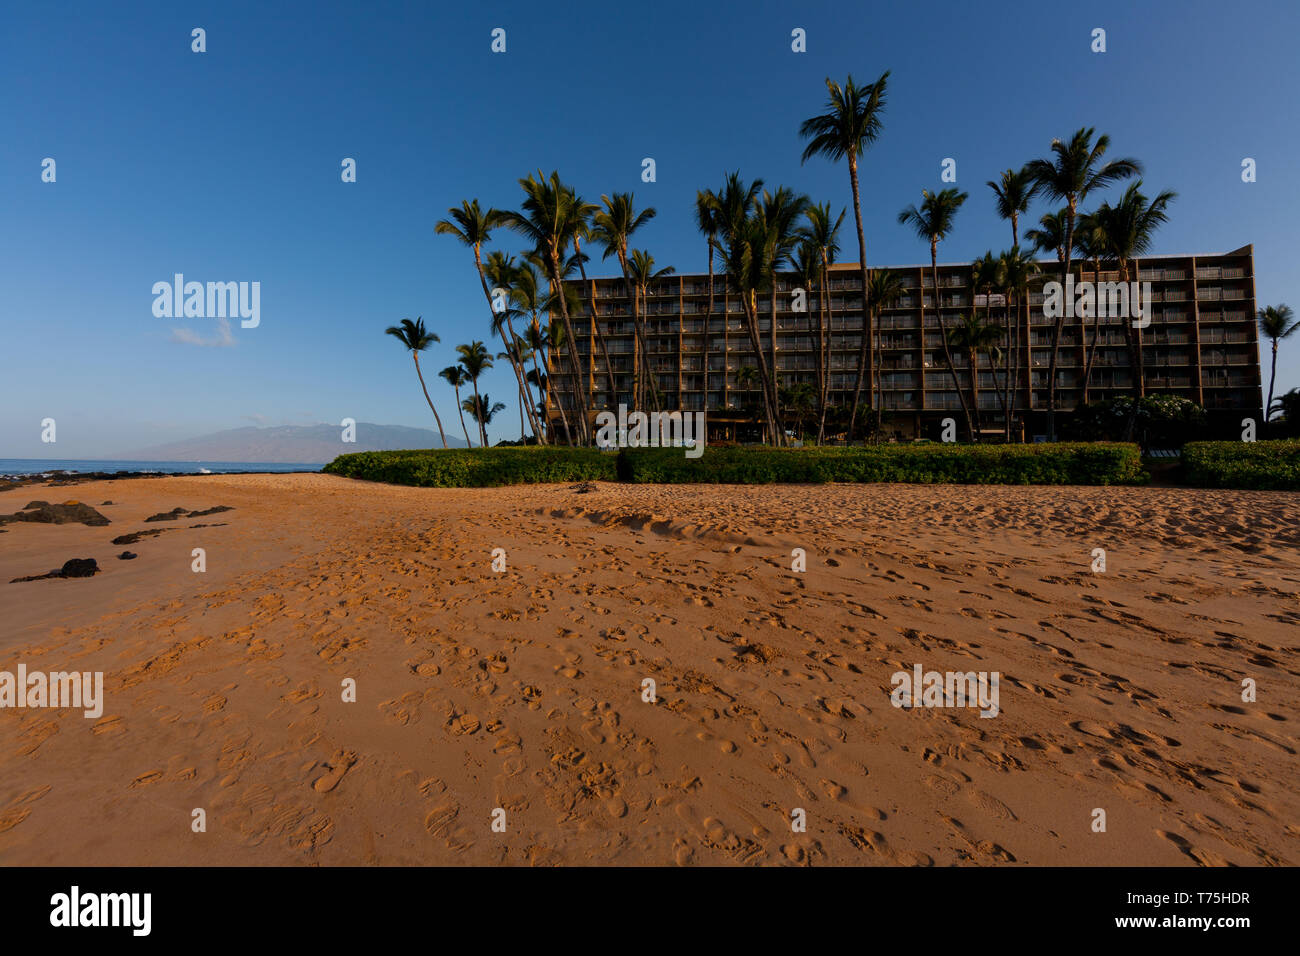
0, 473, 1296, 866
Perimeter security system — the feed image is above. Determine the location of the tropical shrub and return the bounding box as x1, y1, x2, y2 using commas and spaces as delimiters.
322, 447, 616, 487
1182, 440, 1300, 490
1064, 394, 1205, 447
616, 443, 1144, 485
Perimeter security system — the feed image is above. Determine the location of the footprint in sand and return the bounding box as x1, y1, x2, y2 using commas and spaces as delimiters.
311, 750, 358, 792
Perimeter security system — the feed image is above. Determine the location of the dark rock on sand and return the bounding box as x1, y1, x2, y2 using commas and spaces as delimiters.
118, 551, 138, 560
0, 500, 111, 527
145, 505, 234, 522
10, 557, 101, 583
111, 528, 173, 546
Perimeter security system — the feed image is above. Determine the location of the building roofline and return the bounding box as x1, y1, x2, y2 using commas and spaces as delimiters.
567, 244, 1253, 282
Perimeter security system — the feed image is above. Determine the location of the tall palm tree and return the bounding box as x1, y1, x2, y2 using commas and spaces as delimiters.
859, 269, 905, 437
1258, 304, 1298, 421
798, 201, 846, 441
1092, 181, 1176, 433
628, 249, 675, 413
499, 171, 593, 444
998, 246, 1039, 440
898, 188, 972, 438
384, 317, 448, 448
793, 242, 824, 440
987, 166, 1040, 248
438, 365, 474, 447
709, 173, 783, 444
1073, 212, 1110, 405
800, 71, 890, 441
1026, 128, 1142, 438
695, 189, 722, 420
970, 252, 1007, 428
483, 249, 545, 441
462, 393, 507, 442
946, 313, 1003, 441
761, 186, 812, 424
455, 340, 493, 446
590, 192, 657, 412
435, 200, 543, 442
542, 318, 574, 446
564, 186, 618, 404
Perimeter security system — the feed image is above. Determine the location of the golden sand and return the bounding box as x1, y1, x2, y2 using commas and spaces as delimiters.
0, 473, 1296, 865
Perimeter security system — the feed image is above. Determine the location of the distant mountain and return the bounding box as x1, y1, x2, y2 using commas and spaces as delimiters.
118, 423, 467, 463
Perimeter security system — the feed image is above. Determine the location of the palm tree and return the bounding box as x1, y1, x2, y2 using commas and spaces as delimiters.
859, 269, 905, 437
793, 242, 824, 440
1092, 181, 1176, 435
435, 200, 544, 442
483, 250, 545, 441
987, 166, 1040, 248
798, 202, 846, 441
1073, 212, 1109, 406
1026, 129, 1142, 438
998, 246, 1039, 440
564, 187, 618, 404
463, 393, 507, 442
736, 364, 761, 433
800, 71, 890, 441
897, 188, 972, 438
455, 340, 493, 446
970, 252, 1007, 429
709, 173, 784, 444
438, 365, 474, 448
541, 318, 574, 446
628, 249, 675, 413
384, 317, 448, 448
695, 189, 722, 420
590, 192, 657, 412
946, 313, 1003, 440
499, 171, 593, 443
761, 187, 812, 425
1258, 304, 1298, 421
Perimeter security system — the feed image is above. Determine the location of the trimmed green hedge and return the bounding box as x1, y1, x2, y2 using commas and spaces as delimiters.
322, 447, 617, 487
323, 443, 1145, 488
615, 443, 1144, 485
1181, 441, 1300, 490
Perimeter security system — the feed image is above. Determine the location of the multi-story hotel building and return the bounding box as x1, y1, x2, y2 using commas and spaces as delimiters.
548, 245, 1261, 441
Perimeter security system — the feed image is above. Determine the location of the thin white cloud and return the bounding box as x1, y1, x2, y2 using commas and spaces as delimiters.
170, 316, 236, 347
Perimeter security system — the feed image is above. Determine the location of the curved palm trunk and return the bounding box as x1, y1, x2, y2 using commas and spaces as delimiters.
931, 245, 974, 440
452, 385, 472, 448
968, 346, 983, 437
741, 292, 781, 445
848, 307, 871, 443
1267, 340, 1279, 422
1120, 258, 1146, 442
412, 353, 448, 448
811, 263, 826, 443
639, 282, 662, 412
501, 312, 545, 444
769, 286, 781, 430
703, 244, 714, 427
544, 252, 591, 445
473, 247, 544, 442
617, 253, 654, 414
1047, 201, 1077, 441
469, 380, 488, 446
575, 237, 618, 402
1082, 259, 1103, 405
847, 150, 872, 441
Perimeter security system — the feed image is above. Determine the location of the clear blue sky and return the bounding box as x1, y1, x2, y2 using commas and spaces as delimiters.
3, 0, 1297, 456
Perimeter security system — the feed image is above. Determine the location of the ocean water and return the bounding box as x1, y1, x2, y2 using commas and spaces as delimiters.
0, 459, 323, 478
